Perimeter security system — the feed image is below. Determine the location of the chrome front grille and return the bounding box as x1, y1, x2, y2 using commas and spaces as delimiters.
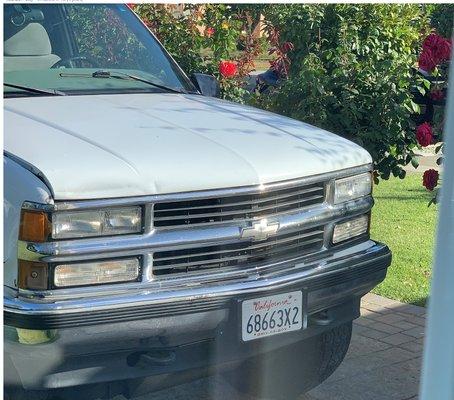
153, 225, 325, 276
153, 181, 326, 229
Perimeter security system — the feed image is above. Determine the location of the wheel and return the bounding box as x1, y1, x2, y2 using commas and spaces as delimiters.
226, 322, 352, 400
318, 321, 352, 382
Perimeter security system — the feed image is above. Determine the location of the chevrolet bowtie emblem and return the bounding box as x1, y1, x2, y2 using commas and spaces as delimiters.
240, 219, 280, 241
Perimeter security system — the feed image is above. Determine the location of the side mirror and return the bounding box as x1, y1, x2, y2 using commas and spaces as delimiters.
191, 73, 220, 98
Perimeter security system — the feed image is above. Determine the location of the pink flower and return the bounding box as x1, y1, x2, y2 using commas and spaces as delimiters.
205, 27, 215, 38
423, 169, 439, 191
416, 122, 433, 147
126, 3, 135, 10
418, 49, 437, 73
219, 61, 237, 78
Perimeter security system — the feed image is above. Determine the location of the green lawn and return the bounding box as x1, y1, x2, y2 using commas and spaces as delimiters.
371, 173, 438, 306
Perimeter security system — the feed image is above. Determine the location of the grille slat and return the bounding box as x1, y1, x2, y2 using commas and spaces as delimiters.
153, 194, 324, 222
153, 226, 325, 276
153, 238, 323, 272
153, 229, 324, 263
155, 186, 324, 213
154, 181, 326, 229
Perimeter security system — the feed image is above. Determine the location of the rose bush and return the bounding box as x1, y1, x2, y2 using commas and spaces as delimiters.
130, 4, 261, 103
412, 12, 451, 201
251, 4, 431, 180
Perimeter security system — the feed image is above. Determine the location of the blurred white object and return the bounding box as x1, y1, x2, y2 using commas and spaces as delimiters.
420, 53, 454, 399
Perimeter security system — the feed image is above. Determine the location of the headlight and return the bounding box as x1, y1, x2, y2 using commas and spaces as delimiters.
52, 206, 142, 239
54, 258, 140, 287
332, 215, 369, 244
333, 173, 372, 204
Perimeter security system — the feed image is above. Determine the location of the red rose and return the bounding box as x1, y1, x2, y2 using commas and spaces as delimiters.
418, 49, 437, 73
423, 169, 439, 191
423, 33, 451, 64
219, 61, 237, 78
416, 122, 433, 147
205, 27, 215, 38
430, 89, 444, 101
282, 41, 294, 53
126, 3, 135, 9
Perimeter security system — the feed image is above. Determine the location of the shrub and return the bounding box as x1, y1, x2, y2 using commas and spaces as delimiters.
131, 4, 260, 103
254, 4, 431, 179
429, 4, 454, 38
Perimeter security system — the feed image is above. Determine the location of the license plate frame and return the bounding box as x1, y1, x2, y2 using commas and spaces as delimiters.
241, 290, 305, 342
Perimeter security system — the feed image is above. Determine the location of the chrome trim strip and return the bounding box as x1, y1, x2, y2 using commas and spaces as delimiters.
22, 164, 371, 211
6, 241, 388, 314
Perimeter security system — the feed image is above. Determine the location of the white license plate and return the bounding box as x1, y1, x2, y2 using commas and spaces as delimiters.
241, 291, 303, 341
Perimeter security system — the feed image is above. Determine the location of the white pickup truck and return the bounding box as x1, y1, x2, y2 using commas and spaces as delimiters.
4, 4, 391, 400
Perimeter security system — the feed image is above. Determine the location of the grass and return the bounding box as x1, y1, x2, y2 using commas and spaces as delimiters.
371, 173, 438, 306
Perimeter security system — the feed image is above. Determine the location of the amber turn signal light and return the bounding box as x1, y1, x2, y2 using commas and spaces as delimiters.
18, 260, 49, 290
19, 210, 51, 242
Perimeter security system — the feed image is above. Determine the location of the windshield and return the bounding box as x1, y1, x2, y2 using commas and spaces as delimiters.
3, 4, 196, 96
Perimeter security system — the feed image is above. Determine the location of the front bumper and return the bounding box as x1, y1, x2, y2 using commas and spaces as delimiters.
4, 241, 391, 391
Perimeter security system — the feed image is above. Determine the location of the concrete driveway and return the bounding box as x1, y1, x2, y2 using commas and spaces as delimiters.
127, 294, 425, 400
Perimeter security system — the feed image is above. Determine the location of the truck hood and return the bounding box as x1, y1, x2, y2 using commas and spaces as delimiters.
4, 94, 371, 200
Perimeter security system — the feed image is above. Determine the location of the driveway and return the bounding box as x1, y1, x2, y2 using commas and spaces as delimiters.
127, 294, 425, 400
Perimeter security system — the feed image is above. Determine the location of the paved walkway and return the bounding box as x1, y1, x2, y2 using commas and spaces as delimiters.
130, 294, 426, 400
303, 293, 425, 400
402, 146, 441, 174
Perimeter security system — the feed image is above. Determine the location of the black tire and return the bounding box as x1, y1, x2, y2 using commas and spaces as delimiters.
226, 322, 352, 400
318, 321, 352, 382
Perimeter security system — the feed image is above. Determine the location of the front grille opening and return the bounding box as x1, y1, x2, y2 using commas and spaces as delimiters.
153, 182, 325, 229
153, 226, 324, 276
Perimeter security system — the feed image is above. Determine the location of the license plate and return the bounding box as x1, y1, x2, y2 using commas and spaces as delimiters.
241, 291, 303, 341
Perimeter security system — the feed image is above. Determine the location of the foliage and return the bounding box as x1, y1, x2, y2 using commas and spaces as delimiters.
131, 4, 260, 103
253, 4, 431, 179
429, 3, 454, 38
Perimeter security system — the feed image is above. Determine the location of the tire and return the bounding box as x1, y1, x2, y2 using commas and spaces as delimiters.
226, 322, 352, 400
318, 321, 352, 382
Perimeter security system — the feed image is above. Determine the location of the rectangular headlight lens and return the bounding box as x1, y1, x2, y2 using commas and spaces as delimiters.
334, 173, 372, 204
52, 206, 142, 239
54, 258, 140, 287
333, 215, 369, 244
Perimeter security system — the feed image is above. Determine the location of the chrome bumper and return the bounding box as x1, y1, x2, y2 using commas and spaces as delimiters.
5, 241, 390, 329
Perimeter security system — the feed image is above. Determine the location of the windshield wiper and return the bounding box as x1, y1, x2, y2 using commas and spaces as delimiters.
4, 83, 66, 96
60, 70, 189, 94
